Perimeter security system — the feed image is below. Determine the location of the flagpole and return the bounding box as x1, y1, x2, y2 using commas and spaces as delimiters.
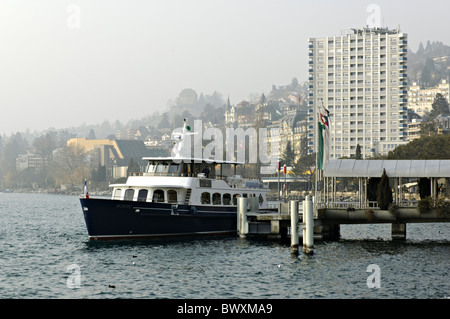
277, 159, 280, 202
314, 103, 319, 209
317, 102, 331, 209
84, 179, 89, 199
284, 164, 287, 203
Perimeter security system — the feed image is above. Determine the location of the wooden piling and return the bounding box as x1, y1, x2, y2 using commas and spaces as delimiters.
249, 197, 259, 213
290, 200, 299, 255
237, 197, 248, 238
303, 195, 314, 255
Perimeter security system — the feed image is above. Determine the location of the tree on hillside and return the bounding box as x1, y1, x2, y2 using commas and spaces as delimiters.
158, 113, 170, 129
428, 93, 450, 120
416, 42, 425, 56
282, 140, 295, 168
2, 133, 28, 172
201, 103, 225, 125
87, 129, 96, 139
420, 58, 436, 87
387, 134, 450, 159
420, 121, 438, 136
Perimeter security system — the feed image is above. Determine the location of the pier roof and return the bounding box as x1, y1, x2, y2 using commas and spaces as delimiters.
324, 160, 450, 178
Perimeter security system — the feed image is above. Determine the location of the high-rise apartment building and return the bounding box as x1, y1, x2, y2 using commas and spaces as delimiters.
307, 27, 409, 159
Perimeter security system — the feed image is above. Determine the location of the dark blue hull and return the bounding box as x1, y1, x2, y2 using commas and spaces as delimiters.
79, 198, 237, 240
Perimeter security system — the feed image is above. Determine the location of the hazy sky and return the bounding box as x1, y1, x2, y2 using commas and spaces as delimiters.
0, 0, 449, 135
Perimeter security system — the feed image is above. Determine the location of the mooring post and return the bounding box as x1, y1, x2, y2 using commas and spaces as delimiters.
303, 195, 314, 255
237, 197, 248, 238
249, 197, 259, 213
302, 199, 306, 247
391, 222, 406, 240
290, 200, 299, 255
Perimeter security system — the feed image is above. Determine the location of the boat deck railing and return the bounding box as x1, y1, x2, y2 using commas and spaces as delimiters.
127, 172, 269, 189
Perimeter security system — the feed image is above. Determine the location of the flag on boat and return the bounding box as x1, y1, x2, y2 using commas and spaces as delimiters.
84, 179, 89, 199
318, 105, 330, 171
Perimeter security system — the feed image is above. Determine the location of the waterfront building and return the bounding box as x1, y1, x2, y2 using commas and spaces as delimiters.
307, 27, 409, 159
16, 152, 45, 173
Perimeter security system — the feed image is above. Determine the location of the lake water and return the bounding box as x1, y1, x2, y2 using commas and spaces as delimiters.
0, 192, 448, 300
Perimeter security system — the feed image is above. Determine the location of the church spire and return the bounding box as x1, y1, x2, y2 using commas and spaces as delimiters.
226, 95, 231, 109
260, 93, 266, 105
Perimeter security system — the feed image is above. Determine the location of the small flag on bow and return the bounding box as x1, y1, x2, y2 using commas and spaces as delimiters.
84, 179, 89, 199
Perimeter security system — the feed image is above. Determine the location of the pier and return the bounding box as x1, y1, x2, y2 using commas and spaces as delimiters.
237, 159, 450, 254
237, 198, 450, 253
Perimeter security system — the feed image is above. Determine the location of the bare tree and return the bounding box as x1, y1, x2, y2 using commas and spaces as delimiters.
33, 133, 56, 187
51, 144, 90, 188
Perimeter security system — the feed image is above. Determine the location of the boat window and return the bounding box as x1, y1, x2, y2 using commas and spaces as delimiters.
201, 192, 211, 204
153, 189, 165, 202
147, 162, 157, 173
124, 189, 135, 201
233, 194, 241, 205
137, 189, 148, 202
183, 163, 191, 176
212, 193, 221, 205
223, 193, 231, 205
113, 189, 122, 200
156, 163, 169, 173
168, 164, 180, 174
168, 190, 177, 203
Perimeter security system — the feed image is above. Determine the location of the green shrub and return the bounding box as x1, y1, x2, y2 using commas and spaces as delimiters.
364, 209, 375, 221
377, 169, 393, 210
418, 197, 432, 214
388, 203, 399, 216
434, 198, 450, 218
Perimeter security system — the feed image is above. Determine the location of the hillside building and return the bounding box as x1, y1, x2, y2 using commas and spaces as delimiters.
408, 79, 450, 117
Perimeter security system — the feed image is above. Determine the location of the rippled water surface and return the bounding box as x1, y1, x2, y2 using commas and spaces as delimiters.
0, 193, 448, 299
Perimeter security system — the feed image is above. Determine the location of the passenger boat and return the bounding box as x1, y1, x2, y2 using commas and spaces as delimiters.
79, 122, 272, 240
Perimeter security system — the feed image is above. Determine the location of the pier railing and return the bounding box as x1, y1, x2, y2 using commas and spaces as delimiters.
316, 199, 421, 209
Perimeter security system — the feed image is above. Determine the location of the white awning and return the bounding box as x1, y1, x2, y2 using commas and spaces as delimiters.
324, 160, 450, 178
